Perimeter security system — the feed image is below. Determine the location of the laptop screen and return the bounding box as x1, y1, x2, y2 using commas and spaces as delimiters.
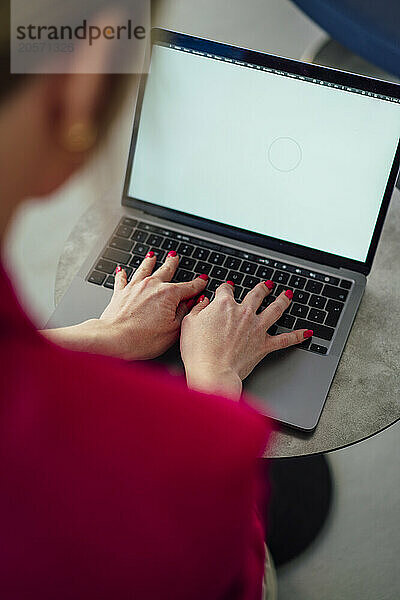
128, 41, 400, 263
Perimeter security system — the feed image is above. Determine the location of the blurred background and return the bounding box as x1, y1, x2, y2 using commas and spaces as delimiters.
4, 2, 399, 598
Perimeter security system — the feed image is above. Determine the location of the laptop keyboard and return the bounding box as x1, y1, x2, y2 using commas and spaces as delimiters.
88, 217, 354, 356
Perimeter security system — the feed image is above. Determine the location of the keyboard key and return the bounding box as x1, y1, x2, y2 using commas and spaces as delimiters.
181, 257, 196, 271
310, 344, 328, 355
305, 280, 323, 295
308, 308, 326, 324
175, 269, 192, 282
277, 314, 296, 329
193, 248, 210, 261
133, 243, 150, 256
210, 266, 228, 280
241, 287, 251, 301
129, 255, 144, 269
240, 261, 257, 275
209, 279, 221, 292
243, 275, 261, 288
289, 275, 306, 289
340, 280, 352, 290
233, 285, 243, 301
225, 256, 242, 270
262, 295, 277, 307
293, 290, 310, 304
291, 303, 309, 318
275, 271, 290, 285
132, 230, 149, 243
116, 225, 133, 239
121, 217, 138, 228
295, 319, 334, 341
256, 265, 274, 280
299, 337, 312, 350
228, 271, 244, 285
325, 300, 344, 327
162, 238, 179, 252
268, 324, 278, 336
150, 248, 166, 262
309, 295, 327, 309
276, 285, 294, 297
96, 259, 117, 275
195, 261, 212, 275
89, 271, 106, 285
104, 276, 115, 290
103, 248, 131, 265
210, 252, 225, 265
178, 243, 195, 256
110, 237, 134, 252
148, 234, 163, 247
323, 285, 349, 302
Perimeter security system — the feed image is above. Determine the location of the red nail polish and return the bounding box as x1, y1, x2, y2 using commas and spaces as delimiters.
227, 281, 235, 287
115, 266, 122, 274
197, 295, 205, 304
265, 280, 275, 290
199, 274, 209, 281
168, 251, 177, 258
285, 290, 294, 300
146, 251, 155, 258
304, 330, 314, 339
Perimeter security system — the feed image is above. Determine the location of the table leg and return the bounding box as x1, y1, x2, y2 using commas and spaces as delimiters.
262, 454, 333, 567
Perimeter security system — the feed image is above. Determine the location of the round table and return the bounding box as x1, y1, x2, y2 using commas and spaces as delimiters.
56, 189, 400, 459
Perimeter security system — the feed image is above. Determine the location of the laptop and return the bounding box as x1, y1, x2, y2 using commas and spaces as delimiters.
47, 28, 400, 432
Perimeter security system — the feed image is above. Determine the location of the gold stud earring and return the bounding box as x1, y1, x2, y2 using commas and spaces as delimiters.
61, 121, 98, 153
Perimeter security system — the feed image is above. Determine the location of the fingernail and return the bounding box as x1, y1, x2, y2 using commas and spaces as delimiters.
227, 281, 235, 287
199, 274, 209, 281
187, 298, 196, 310
115, 266, 122, 274
146, 251, 155, 258
265, 280, 275, 291
304, 330, 314, 339
168, 251, 177, 258
285, 290, 294, 300
197, 295, 205, 304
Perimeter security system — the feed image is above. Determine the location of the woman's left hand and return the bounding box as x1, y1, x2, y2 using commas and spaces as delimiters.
43, 252, 208, 361
97, 252, 208, 360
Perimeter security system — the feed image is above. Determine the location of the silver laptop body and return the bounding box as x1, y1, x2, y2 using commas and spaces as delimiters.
48, 29, 400, 432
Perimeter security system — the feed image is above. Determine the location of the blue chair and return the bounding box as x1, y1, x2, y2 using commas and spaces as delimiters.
292, 0, 400, 80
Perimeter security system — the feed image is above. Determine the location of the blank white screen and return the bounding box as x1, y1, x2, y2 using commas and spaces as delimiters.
129, 45, 400, 262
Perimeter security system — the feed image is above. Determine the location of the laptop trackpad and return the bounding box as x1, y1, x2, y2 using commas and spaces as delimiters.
245, 348, 337, 432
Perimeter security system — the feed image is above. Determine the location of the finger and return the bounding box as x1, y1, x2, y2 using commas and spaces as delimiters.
174, 274, 209, 301
268, 328, 314, 352
188, 295, 210, 317
114, 266, 127, 291
130, 251, 157, 284
242, 280, 275, 310
153, 251, 180, 282
261, 290, 294, 327
215, 280, 235, 299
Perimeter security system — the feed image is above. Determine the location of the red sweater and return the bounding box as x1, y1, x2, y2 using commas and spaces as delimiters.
0, 263, 271, 599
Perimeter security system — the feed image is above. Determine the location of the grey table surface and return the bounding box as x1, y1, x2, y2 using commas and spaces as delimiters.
56, 190, 400, 459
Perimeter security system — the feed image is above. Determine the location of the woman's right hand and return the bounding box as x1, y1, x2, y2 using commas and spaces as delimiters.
180, 281, 313, 399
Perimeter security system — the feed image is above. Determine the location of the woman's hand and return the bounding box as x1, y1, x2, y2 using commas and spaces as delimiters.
43, 252, 208, 361
98, 252, 208, 360
180, 281, 313, 399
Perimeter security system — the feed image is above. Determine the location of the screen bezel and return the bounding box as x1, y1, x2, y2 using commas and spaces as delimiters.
122, 28, 400, 275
